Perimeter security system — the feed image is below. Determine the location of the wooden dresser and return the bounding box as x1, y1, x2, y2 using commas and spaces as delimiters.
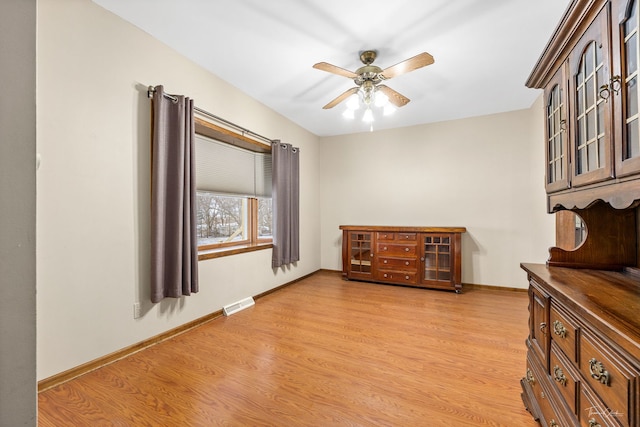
521, 264, 640, 427
339, 225, 466, 292
523, 0, 640, 425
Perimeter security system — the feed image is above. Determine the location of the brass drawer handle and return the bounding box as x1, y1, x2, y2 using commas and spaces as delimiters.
525, 368, 535, 385
553, 365, 567, 386
550, 420, 558, 427
539, 322, 547, 334
588, 358, 610, 385
405, 247, 410, 252
553, 320, 567, 338
588, 419, 601, 427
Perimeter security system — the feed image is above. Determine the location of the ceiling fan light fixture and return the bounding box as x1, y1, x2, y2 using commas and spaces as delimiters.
374, 91, 389, 108
346, 94, 360, 111
362, 108, 374, 123
342, 108, 355, 119
383, 104, 396, 116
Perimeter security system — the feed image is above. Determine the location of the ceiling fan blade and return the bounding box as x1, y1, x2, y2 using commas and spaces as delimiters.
380, 52, 434, 80
377, 85, 410, 107
322, 87, 359, 109
313, 62, 358, 79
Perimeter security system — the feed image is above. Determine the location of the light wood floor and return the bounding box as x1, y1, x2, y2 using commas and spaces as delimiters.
39, 271, 537, 426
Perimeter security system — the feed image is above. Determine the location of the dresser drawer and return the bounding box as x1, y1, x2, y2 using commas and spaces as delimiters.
579, 383, 622, 427
526, 352, 569, 427
376, 270, 417, 285
376, 232, 395, 241
579, 330, 638, 427
550, 302, 579, 362
377, 243, 417, 257
550, 342, 579, 416
396, 232, 417, 241
378, 257, 416, 270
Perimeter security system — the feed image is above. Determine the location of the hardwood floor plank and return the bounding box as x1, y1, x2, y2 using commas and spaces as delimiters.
39, 271, 536, 426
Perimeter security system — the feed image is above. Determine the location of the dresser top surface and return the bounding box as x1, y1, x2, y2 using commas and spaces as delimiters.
339, 225, 466, 233
521, 263, 640, 356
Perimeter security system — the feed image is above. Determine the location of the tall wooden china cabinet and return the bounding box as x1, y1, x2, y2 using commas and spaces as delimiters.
522, 1, 640, 426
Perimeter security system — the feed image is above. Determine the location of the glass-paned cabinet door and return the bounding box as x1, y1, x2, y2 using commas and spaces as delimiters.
421, 234, 452, 283
614, 0, 640, 176
545, 64, 570, 193
348, 232, 373, 277
569, 7, 614, 187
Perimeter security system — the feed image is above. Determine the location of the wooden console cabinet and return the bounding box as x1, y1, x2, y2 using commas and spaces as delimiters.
339, 226, 466, 292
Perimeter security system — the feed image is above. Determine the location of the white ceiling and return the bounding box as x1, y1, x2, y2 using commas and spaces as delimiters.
92, 0, 571, 137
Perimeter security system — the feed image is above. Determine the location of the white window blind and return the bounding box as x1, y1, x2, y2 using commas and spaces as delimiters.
195, 134, 272, 197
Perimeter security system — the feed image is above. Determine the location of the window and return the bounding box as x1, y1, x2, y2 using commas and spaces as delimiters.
194, 119, 272, 257
197, 193, 271, 249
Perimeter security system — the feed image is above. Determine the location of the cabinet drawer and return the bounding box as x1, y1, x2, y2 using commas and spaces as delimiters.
377, 243, 417, 256
526, 352, 565, 427
378, 257, 416, 270
550, 342, 579, 416
376, 231, 395, 241
550, 302, 579, 362
579, 383, 621, 427
377, 271, 417, 285
375, 232, 416, 241
579, 331, 638, 427
396, 232, 417, 241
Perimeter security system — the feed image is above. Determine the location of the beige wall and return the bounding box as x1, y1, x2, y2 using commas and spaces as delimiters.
1, 1, 37, 424
37, 0, 321, 380
319, 98, 555, 288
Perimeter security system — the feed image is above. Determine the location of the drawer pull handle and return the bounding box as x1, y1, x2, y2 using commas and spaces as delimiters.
553, 365, 567, 386
539, 322, 547, 334
553, 320, 567, 338
405, 275, 409, 280
405, 261, 409, 265
550, 420, 558, 427
384, 260, 388, 264
405, 247, 410, 252
525, 368, 535, 385
588, 419, 602, 427
588, 358, 610, 385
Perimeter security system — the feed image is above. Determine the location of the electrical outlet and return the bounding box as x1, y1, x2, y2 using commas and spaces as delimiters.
133, 302, 141, 319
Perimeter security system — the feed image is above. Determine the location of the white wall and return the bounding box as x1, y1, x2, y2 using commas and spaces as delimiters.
37, 0, 320, 380
0, 1, 37, 424
319, 99, 555, 288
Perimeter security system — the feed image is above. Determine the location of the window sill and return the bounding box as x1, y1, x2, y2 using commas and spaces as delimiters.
198, 242, 273, 261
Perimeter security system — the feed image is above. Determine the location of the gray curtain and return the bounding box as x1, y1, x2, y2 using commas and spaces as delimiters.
150, 85, 198, 303
272, 141, 300, 268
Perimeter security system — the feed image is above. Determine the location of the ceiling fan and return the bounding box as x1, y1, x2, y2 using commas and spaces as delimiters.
313, 50, 434, 110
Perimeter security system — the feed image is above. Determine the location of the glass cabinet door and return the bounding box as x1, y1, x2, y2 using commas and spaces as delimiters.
347, 232, 373, 277
614, 0, 640, 176
569, 7, 614, 187
421, 234, 452, 283
545, 64, 570, 193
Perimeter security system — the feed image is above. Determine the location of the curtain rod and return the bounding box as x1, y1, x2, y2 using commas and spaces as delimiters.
147, 86, 276, 145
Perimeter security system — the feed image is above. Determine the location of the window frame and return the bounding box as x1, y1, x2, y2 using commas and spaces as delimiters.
194, 117, 273, 260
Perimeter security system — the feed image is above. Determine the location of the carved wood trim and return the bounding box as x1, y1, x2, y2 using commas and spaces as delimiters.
547, 202, 637, 269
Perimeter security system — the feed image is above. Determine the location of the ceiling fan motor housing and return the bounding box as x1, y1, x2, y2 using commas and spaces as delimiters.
359, 50, 377, 65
